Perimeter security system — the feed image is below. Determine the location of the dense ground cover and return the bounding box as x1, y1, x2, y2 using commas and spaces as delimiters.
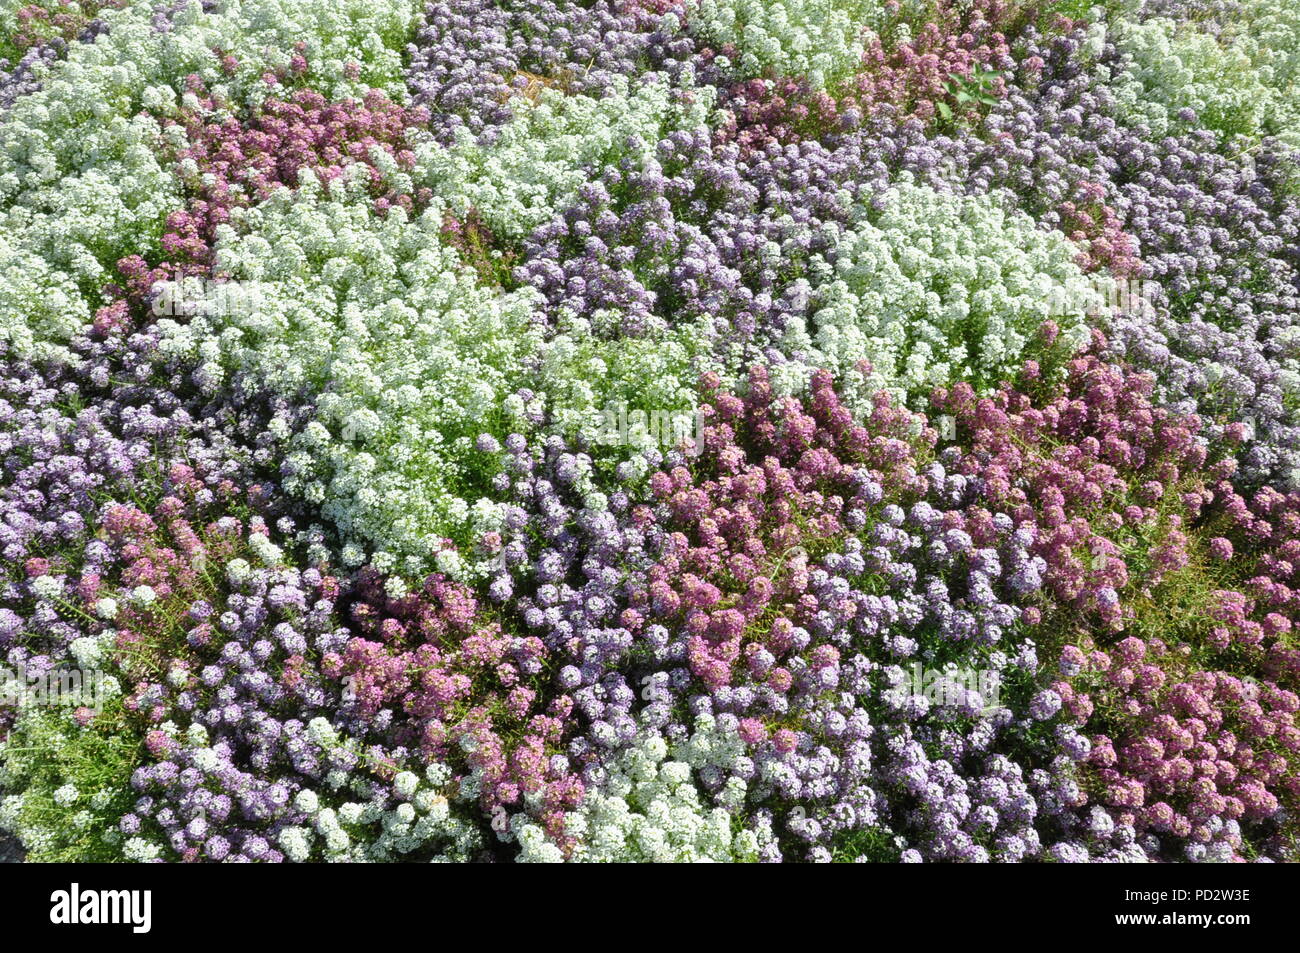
0, 0, 1297, 862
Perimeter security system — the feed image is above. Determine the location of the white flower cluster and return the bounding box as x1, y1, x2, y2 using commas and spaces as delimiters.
686, 0, 884, 89
513, 724, 769, 863
0, 0, 420, 361
68, 631, 112, 671
780, 179, 1097, 409
284, 760, 481, 862
416, 73, 714, 239
1114, 12, 1300, 146
535, 309, 718, 468
0, 708, 126, 861
1233, 0, 1300, 141
122, 837, 163, 862
160, 175, 544, 578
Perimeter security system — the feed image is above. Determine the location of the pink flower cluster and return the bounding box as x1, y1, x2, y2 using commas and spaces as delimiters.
641, 364, 929, 691
1056, 180, 1143, 279
1078, 636, 1300, 855
326, 569, 584, 844
934, 334, 1211, 631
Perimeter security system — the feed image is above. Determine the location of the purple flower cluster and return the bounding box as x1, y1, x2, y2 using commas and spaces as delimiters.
405, 0, 692, 144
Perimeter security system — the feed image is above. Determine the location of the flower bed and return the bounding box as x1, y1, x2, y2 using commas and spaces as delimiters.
0, 0, 1297, 863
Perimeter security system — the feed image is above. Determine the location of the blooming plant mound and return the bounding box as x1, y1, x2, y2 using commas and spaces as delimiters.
0, 0, 1298, 863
